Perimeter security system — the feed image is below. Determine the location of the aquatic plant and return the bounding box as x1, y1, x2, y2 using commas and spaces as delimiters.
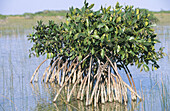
28, 1, 165, 106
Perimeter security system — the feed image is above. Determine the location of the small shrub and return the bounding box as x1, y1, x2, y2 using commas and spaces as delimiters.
28, 1, 165, 106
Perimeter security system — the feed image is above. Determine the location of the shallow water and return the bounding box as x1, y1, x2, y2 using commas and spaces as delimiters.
0, 26, 169, 111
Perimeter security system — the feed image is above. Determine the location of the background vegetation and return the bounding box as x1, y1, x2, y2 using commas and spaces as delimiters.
0, 10, 170, 32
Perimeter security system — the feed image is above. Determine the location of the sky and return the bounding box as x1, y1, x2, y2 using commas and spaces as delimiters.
0, 0, 170, 15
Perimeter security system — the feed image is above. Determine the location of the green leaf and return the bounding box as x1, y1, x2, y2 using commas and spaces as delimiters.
88, 4, 94, 9
115, 27, 118, 34
92, 35, 100, 39
76, 8, 81, 13
153, 39, 160, 43
84, 38, 87, 45
130, 50, 135, 56
116, 17, 121, 23
36, 53, 39, 57
135, 60, 139, 66
82, 61, 85, 68
88, 41, 91, 45
143, 46, 148, 51
121, 53, 125, 60
97, 23, 105, 29
143, 64, 149, 72
86, 19, 89, 27
115, 2, 120, 9
101, 49, 105, 59
101, 34, 105, 42
47, 53, 50, 59
78, 53, 82, 61
143, 42, 151, 46
145, 22, 149, 26
136, 8, 139, 15
117, 9, 122, 14
92, 39, 95, 43
117, 45, 121, 53
51, 53, 54, 58
88, 13, 93, 16
106, 6, 111, 12
137, 15, 140, 20
29, 53, 31, 58
148, 24, 156, 27
65, 52, 69, 56
105, 25, 109, 32
129, 37, 134, 40
91, 48, 95, 55
137, 63, 142, 68
70, 55, 75, 60
74, 33, 79, 40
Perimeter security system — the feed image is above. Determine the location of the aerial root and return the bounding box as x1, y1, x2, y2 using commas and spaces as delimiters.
30, 54, 142, 106
30, 59, 48, 83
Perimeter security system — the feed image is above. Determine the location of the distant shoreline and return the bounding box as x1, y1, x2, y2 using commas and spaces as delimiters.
0, 10, 170, 33
1, 9, 170, 16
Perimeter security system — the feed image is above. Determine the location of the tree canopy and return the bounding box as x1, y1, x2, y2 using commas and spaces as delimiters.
28, 1, 164, 72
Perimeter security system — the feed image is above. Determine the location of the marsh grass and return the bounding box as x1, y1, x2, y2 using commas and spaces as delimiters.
0, 16, 65, 36
158, 75, 169, 111
154, 13, 170, 26
139, 74, 169, 111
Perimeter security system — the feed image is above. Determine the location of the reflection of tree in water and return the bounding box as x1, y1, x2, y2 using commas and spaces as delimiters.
31, 83, 140, 111
30, 83, 58, 111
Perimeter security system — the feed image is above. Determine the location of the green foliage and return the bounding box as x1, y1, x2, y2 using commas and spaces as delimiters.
152, 10, 170, 14
28, 1, 165, 72
7, 10, 68, 17
139, 9, 159, 23
23, 13, 34, 19
34, 10, 68, 16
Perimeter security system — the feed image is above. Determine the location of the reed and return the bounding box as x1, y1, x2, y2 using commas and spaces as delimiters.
158, 75, 169, 111
138, 74, 169, 111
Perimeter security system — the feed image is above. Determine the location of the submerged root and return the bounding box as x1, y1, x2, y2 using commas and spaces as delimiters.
30, 54, 142, 106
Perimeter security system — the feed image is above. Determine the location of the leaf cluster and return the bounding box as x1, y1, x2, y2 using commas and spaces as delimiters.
28, 1, 165, 72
